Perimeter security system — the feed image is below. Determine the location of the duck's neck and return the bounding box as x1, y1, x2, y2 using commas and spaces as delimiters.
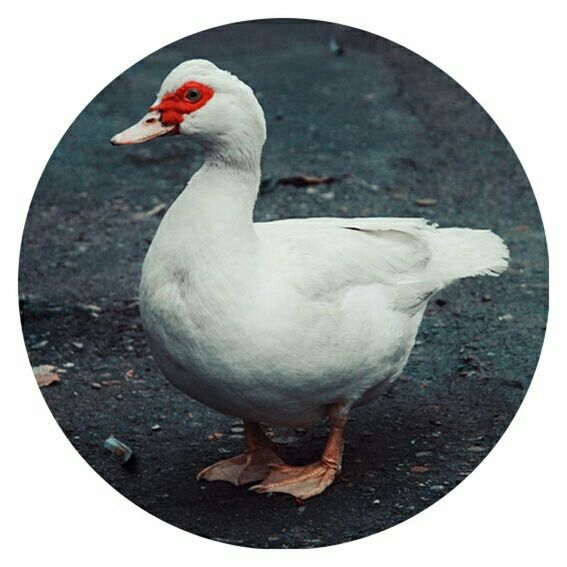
189, 158, 260, 227
167, 148, 262, 260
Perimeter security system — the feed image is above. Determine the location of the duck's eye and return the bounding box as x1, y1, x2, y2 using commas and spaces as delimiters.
186, 88, 202, 102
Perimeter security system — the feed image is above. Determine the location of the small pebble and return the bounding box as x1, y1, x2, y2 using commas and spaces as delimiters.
415, 450, 433, 458
31, 340, 49, 349
151, 424, 161, 431
329, 39, 344, 56
76, 303, 102, 314
372, 499, 381, 506
91, 382, 102, 389
71, 341, 84, 349
230, 425, 244, 434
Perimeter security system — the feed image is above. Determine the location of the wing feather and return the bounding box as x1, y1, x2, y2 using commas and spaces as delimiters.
256, 217, 436, 305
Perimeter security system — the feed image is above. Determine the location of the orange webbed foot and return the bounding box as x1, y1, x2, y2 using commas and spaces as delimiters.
197, 446, 284, 486
249, 460, 339, 500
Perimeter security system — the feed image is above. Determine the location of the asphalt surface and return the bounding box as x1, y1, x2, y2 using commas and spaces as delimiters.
19, 20, 547, 548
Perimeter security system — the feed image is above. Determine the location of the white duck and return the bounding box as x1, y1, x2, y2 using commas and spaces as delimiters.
111, 59, 509, 500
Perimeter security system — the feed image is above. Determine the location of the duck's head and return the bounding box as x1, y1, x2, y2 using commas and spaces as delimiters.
111, 59, 266, 157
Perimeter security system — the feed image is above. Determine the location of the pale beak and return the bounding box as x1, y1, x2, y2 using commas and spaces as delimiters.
110, 111, 176, 145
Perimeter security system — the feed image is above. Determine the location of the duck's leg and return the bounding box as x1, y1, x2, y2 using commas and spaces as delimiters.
249, 403, 348, 500
197, 421, 283, 486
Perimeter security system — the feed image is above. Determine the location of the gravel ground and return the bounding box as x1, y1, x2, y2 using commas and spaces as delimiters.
19, 20, 547, 548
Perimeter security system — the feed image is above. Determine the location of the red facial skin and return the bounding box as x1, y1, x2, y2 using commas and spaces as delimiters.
150, 81, 215, 129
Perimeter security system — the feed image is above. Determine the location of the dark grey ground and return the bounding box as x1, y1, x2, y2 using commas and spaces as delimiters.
19, 20, 547, 548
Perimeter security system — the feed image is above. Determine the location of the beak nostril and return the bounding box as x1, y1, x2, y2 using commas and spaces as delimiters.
111, 111, 175, 145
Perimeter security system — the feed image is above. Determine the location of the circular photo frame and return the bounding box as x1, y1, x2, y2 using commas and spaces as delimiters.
20, 18, 547, 548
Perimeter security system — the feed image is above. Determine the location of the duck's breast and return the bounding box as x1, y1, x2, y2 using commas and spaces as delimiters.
140, 246, 422, 426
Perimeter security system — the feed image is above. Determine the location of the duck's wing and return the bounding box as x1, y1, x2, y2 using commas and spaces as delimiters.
256, 217, 437, 309
255, 216, 508, 313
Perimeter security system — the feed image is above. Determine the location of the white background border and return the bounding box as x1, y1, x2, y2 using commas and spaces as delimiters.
2, 1, 565, 565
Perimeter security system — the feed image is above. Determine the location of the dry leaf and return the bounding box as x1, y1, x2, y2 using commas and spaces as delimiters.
33, 365, 61, 387
278, 175, 338, 187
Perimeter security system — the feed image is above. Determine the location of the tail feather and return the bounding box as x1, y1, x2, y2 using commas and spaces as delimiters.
428, 228, 509, 284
